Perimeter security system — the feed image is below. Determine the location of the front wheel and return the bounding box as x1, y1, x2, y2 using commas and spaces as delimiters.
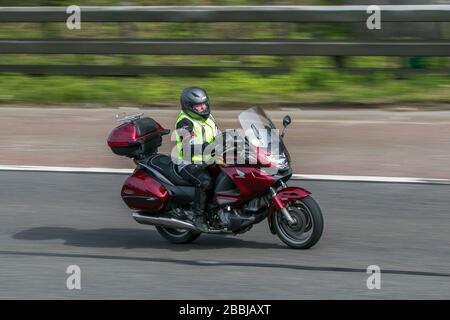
272, 196, 324, 249
155, 226, 201, 244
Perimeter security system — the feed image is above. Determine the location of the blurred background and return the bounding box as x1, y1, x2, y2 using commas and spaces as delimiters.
0, 1, 450, 300
0, 0, 447, 106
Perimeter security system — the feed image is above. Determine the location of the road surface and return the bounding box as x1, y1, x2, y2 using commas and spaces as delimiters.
1, 171, 449, 299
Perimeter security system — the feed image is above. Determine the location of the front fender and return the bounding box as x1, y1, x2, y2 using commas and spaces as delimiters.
267, 186, 311, 218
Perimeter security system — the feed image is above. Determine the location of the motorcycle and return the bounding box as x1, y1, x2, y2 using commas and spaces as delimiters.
107, 107, 324, 249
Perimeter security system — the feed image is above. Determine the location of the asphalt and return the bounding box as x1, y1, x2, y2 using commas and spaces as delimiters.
0, 171, 449, 299
2, 107, 450, 179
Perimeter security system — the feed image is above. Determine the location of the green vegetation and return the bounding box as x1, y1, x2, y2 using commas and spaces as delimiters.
0, 67, 448, 106
0, 0, 447, 106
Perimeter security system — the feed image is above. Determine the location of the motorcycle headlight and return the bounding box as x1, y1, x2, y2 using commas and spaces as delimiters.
266, 153, 289, 169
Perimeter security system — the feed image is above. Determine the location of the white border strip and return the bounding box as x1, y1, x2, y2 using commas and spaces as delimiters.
1, 165, 449, 185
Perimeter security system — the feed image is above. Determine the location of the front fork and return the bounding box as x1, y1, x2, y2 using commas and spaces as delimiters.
269, 183, 296, 225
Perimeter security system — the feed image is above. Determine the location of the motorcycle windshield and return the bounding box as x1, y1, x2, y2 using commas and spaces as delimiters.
239, 106, 276, 132
237, 107, 290, 169
238, 106, 279, 151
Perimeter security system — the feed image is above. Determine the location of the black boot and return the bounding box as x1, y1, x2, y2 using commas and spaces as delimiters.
193, 187, 209, 231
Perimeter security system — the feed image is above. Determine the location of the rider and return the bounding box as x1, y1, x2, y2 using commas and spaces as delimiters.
174, 87, 219, 230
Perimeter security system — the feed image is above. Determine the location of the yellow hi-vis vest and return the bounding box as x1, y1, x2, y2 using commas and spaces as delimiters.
175, 111, 218, 163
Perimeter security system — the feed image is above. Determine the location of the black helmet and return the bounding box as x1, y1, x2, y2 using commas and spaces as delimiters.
180, 87, 211, 120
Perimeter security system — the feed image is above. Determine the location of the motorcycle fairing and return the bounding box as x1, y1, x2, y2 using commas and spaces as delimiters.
267, 186, 311, 217
216, 166, 275, 206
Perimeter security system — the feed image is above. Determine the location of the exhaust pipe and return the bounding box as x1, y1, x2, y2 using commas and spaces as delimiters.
132, 212, 198, 231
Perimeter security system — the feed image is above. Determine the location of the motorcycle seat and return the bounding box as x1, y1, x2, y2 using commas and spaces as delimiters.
144, 154, 194, 187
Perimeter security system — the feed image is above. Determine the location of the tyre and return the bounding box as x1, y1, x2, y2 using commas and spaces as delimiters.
155, 226, 201, 244
272, 196, 324, 249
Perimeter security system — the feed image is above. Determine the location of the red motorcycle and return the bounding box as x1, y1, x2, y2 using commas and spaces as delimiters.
107, 107, 323, 249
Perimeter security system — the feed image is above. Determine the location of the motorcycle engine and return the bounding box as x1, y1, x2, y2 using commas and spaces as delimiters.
216, 207, 256, 233
217, 207, 232, 227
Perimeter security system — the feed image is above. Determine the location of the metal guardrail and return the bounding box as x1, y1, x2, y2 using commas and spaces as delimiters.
0, 64, 291, 76
1, 39, 448, 56
0, 6, 448, 75
1, 64, 446, 77
0, 5, 448, 22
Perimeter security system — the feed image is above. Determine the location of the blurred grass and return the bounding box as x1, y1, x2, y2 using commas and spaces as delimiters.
0, 67, 448, 105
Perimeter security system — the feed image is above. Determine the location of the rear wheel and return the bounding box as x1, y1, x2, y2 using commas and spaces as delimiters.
273, 196, 324, 249
155, 226, 201, 244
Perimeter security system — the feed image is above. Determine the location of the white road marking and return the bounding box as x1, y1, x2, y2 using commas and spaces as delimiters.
1, 165, 449, 184
292, 174, 450, 185
294, 120, 450, 125
0, 165, 133, 174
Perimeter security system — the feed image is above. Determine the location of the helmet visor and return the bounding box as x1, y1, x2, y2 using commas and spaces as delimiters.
192, 102, 210, 117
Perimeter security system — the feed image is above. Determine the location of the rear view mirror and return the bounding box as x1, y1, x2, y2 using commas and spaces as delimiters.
283, 115, 292, 128
281, 115, 291, 138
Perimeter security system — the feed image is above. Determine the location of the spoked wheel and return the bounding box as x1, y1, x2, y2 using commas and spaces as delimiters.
272, 196, 324, 249
155, 226, 201, 244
